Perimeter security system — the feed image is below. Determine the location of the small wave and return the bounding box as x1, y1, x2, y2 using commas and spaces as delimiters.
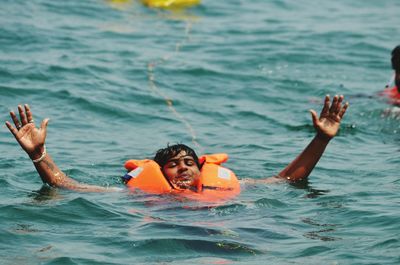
132, 238, 262, 256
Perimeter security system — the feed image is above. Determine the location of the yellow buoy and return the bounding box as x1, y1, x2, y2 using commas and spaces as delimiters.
142, 0, 200, 8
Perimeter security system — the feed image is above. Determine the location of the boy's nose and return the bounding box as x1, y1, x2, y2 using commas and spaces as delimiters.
177, 161, 188, 171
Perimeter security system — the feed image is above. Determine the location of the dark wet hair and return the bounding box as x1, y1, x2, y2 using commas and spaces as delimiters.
153, 144, 200, 169
391, 45, 400, 71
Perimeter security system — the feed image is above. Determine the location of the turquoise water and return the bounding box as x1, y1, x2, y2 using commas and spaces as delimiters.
1, 0, 400, 264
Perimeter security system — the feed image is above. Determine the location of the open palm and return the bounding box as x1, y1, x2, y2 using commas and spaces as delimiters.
310, 95, 348, 140
5, 104, 49, 156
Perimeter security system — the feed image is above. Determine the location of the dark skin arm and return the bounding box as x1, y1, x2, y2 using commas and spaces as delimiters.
5, 105, 120, 192
246, 95, 349, 184
278, 94, 348, 181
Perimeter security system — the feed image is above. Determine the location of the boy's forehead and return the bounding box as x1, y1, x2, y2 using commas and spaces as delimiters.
167, 151, 193, 161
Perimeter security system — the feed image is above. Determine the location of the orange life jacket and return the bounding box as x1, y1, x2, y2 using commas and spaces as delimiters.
123, 153, 240, 201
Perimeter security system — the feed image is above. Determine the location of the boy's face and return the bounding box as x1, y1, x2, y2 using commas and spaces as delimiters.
162, 151, 201, 189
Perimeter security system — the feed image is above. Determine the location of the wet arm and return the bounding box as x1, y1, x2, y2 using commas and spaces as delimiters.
6, 104, 119, 193
277, 95, 348, 182
277, 134, 329, 181
241, 135, 330, 184
31, 147, 116, 192
245, 95, 348, 184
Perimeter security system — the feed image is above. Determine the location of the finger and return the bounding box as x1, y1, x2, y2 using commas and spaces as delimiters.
25, 104, 34, 123
40, 118, 50, 138
338, 102, 349, 118
334, 95, 344, 113
10, 111, 21, 129
320, 95, 330, 116
329, 95, 339, 113
18, 105, 28, 126
5, 121, 18, 137
309, 109, 319, 126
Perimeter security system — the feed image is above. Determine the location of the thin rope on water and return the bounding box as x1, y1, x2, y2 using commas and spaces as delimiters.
147, 21, 203, 152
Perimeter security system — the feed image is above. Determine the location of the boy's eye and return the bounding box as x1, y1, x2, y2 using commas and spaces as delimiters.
167, 162, 177, 168
185, 159, 195, 166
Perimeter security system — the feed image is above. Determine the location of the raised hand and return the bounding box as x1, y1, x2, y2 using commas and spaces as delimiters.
310, 95, 349, 141
5, 104, 49, 159
5, 105, 122, 192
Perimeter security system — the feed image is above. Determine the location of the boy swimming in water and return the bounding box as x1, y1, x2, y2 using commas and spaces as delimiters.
5, 95, 348, 193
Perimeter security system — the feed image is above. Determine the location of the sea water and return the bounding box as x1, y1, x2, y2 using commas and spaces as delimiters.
1, 0, 399, 264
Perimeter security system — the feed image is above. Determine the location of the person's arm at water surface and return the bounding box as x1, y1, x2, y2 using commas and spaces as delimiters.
249, 95, 349, 184
277, 94, 349, 182
5, 105, 119, 192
